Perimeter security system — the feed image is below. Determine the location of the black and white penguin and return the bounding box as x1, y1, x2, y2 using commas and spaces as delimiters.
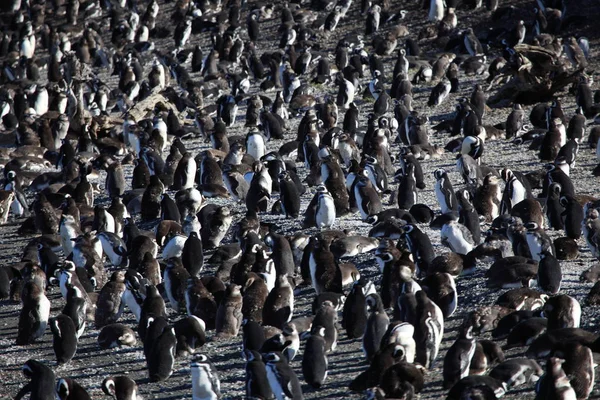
264, 352, 303, 400
421, 272, 458, 318
62, 284, 87, 339
191, 355, 221, 400
302, 326, 329, 388
414, 290, 444, 369
97, 232, 128, 268
182, 230, 204, 278
551, 342, 594, 400
263, 274, 295, 330
15, 359, 56, 400
95, 270, 127, 328
434, 168, 458, 214
49, 314, 77, 365
147, 324, 177, 382
537, 251, 562, 294
342, 278, 375, 339
428, 80, 452, 107
535, 357, 577, 400
402, 224, 435, 277
501, 168, 530, 215
313, 300, 339, 353
363, 293, 390, 362
559, 194, 583, 240
164, 257, 191, 312
397, 163, 419, 210
443, 325, 476, 389
56, 378, 91, 400
17, 281, 50, 345
279, 171, 301, 219
525, 222, 555, 261
441, 216, 476, 255
309, 185, 336, 230
244, 349, 273, 400
102, 376, 139, 400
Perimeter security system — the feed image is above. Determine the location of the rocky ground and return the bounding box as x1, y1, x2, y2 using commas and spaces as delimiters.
1, 0, 600, 399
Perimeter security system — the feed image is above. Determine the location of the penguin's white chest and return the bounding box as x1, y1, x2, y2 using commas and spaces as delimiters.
247, 135, 265, 160
316, 195, 336, 229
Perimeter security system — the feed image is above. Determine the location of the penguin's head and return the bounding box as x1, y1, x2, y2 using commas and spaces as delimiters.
433, 168, 445, 180
263, 352, 280, 364
525, 222, 539, 231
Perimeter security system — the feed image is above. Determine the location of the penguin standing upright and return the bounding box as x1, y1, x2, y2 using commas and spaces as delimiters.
17, 281, 50, 345
546, 183, 565, 230
215, 284, 243, 339
559, 195, 583, 239
147, 325, 177, 382
182, 231, 204, 278
537, 251, 562, 294
402, 224, 435, 277
434, 168, 458, 214
106, 162, 126, 198
49, 314, 78, 365
414, 290, 444, 369
302, 326, 329, 388
191, 355, 221, 400
56, 378, 91, 400
525, 222, 555, 261
443, 325, 476, 389
314, 185, 336, 229
363, 293, 390, 362
264, 352, 303, 400
397, 163, 418, 210
279, 171, 301, 219
15, 359, 56, 400
244, 350, 273, 400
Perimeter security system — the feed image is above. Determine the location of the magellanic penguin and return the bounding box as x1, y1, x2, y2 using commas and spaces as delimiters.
15, 359, 56, 400
17, 281, 51, 345
414, 290, 444, 369
441, 216, 476, 255
535, 357, 577, 400
443, 324, 476, 389
264, 351, 303, 400
147, 324, 177, 382
102, 376, 139, 400
49, 314, 78, 365
191, 354, 221, 400
95, 270, 127, 328
537, 250, 562, 294
302, 326, 329, 388
550, 342, 594, 400
98, 323, 137, 349
244, 349, 273, 400
434, 168, 458, 214
488, 358, 543, 390
402, 224, 435, 277
363, 293, 390, 362
543, 294, 581, 329
56, 378, 91, 400
526, 222, 556, 261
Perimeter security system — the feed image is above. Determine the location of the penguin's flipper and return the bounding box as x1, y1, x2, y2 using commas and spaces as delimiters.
14, 383, 32, 400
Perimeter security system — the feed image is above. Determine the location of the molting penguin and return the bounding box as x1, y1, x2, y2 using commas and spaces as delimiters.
215, 284, 243, 339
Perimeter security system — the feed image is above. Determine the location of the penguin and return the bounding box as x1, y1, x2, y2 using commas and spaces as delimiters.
313, 185, 336, 229
313, 300, 339, 353
56, 378, 91, 400
263, 273, 295, 329
215, 284, 243, 339
447, 375, 506, 399
489, 358, 543, 389
309, 237, 343, 296
363, 293, 390, 362
302, 326, 329, 388
161, 193, 182, 223
17, 281, 50, 345
181, 231, 204, 278
543, 294, 581, 329
402, 224, 435, 277
279, 171, 301, 219
441, 217, 476, 255
164, 257, 191, 312
62, 284, 87, 339
434, 168, 458, 214
49, 314, 77, 364
264, 352, 303, 400
98, 323, 137, 349
551, 342, 594, 400
15, 359, 56, 400
537, 251, 562, 294
95, 271, 126, 328
443, 324, 476, 389
244, 349, 273, 400
106, 162, 126, 198
414, 290, 444, 369
536, 357, 577, 400
397, 163, 419, 210
191, 355, 221, 400
429, 0, 445, 21
421, 272, 458, 318
428, 80, 452, 107
102, 376, 139, 400
147, 324, 177, 382
559, 195, 583, 240
526, 222, 555, 261
139, 285, 167, 341
97, 232, 128, 267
